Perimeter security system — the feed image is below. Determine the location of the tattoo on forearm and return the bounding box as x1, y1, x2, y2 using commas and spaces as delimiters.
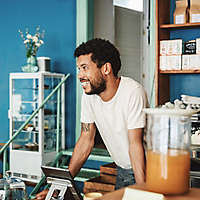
81, 123, 90, 132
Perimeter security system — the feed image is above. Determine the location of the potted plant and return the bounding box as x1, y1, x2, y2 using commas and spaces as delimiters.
19, 26, 45, 72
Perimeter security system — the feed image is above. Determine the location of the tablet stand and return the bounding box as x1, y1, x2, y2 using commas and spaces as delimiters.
45, 177, 82, 200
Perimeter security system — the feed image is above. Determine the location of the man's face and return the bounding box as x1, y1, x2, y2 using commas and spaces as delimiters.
77, 53, 106, 95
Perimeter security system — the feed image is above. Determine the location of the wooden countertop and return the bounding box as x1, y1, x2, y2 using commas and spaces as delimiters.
97, 184, 200, 200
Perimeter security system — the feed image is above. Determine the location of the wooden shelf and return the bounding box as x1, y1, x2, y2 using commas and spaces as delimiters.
156, 0, 200, 106
160, 23, 200, 29
160, 70, 200, 74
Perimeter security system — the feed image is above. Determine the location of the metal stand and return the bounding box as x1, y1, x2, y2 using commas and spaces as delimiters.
45, 177, 82, 200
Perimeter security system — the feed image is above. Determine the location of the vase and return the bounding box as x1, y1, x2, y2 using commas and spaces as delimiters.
27, 55, 37, 66
21, 55, 39, 72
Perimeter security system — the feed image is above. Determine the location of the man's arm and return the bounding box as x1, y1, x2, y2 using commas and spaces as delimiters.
35, 122, 96, 200
69, 122, 96, 177
128, 128, 146, 185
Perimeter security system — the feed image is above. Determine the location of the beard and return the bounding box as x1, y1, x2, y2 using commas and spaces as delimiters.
86, 75, 106, 95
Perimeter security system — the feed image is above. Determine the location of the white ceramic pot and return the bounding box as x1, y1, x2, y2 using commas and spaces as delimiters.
84, 192, 103, 200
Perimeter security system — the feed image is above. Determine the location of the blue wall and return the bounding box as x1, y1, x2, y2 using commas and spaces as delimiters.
169, 0, 200, 101
0, 0, 76, 148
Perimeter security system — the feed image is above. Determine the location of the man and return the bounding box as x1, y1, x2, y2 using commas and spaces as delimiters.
36, 38, 148, 199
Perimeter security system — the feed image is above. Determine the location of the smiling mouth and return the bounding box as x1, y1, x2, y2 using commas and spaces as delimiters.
81, 81, 89, 87
80, 79, 90, 87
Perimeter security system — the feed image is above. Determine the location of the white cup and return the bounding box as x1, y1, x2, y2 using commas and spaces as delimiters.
84, 192, 103, 200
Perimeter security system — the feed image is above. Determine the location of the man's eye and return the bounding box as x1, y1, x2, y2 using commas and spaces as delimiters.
83, 66, 88, 70
77, 65, 88, 71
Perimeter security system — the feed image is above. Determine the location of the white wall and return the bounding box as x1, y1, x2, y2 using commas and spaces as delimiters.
115, 6, 143, 83
94, 0, 114, 43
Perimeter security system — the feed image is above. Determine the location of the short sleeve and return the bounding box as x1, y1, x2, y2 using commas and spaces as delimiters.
127, 87, 148, 130
81, 93, 95, 123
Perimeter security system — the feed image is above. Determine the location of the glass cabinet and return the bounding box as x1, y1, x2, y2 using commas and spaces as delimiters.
9, 72, 65, 182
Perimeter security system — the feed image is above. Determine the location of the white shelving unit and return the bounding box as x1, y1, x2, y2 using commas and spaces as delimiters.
8, 72, 65, 182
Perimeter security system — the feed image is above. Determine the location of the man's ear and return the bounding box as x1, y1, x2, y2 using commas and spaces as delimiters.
102, 63, 112, 75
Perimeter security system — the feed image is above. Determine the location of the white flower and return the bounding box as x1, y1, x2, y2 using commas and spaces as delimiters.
19, 26, 45, 57
26, 34, 32, 39
35, 43, 41, 47
24, 39, 29, 44
39, 40, 44, 44
33, 36, 38, 43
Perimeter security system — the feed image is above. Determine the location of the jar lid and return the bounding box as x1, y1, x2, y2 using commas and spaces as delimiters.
143, 108, 199, 116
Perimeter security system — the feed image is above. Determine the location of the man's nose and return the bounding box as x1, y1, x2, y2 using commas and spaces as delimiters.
77, 70, 83, 79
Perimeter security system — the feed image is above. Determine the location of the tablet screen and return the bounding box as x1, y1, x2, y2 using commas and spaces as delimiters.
41, 166, 72, 180
41, 166, 83, 200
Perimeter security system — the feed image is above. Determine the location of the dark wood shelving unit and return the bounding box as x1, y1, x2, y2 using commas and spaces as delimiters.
160, 23, 200, 29
160, 70, 200, 74
155, 0, 200, 105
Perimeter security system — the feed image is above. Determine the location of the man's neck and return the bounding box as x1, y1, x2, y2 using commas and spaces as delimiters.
99, 76, 121, 102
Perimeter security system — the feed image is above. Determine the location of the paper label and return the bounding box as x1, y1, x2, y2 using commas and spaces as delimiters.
175, 15, 185, 24
191, 14, 200, 23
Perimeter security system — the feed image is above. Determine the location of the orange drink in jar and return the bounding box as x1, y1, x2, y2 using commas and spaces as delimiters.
146, 149, 190, 195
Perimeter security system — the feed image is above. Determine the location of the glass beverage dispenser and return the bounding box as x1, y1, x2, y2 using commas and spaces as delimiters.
144, 108, 196, 195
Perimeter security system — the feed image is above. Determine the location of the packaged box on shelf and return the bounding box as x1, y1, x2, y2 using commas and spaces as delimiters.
184, 40, 196, 54
182, 54, 200, 69
189, 0, 200, 23
160, 39, 182, 56
160, 55, 182, 70
182, 55, 190, 69
160, 40, 167, 55
173, 0, 188, 24
196, 38, 200, 54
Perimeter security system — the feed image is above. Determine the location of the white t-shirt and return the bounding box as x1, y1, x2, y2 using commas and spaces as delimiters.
81, 76, 148, 169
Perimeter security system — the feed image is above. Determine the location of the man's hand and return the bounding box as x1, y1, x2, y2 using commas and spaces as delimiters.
35, 189, 49, 200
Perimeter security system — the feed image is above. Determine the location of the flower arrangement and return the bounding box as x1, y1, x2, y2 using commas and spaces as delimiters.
19, 26, 45, 58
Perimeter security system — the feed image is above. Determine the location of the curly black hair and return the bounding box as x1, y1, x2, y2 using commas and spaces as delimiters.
74, 38, 121, 77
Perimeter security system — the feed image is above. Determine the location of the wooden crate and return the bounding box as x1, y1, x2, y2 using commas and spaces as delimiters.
83, 175, 115, 194
100, 162, 117, 176
83, 162, 117, 194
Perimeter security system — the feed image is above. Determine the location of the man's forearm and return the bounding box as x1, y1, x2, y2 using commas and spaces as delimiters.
129, 142, 146, 184
128, 129, 146, 184
69, 123, 96, 178
69, 136, 94, 177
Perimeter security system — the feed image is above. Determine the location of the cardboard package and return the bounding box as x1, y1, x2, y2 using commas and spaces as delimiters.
160, 39, 182, 56
174, 0, 189, 24
182, 54, 200, 69
189, 0, 200, 23
184, 40, 196, 54
160, 55, 182, 70
196, 38, 200, 54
